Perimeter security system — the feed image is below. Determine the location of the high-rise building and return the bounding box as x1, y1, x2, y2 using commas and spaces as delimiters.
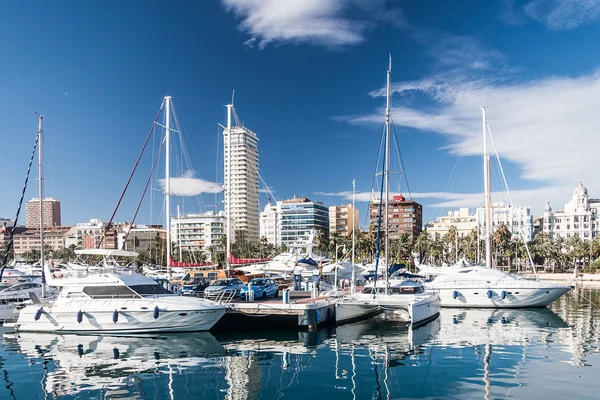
26, 198, 61, 227
224, 111, 260, 245
543, 182, 600, 241
279, 197, 329, 246
369, 194, 422, 239
329, 204, 359, 237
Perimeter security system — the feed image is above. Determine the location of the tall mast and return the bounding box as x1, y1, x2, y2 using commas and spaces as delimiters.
38, 114, 46, 298
165, 96, 172, 279
384, 54, 391, 292
226, 103, 233, 270
482, 106, 492, 269
351, 179, 356, 294
177, 205, 182, 262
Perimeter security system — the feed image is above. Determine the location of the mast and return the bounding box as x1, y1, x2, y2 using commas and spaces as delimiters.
165, 96, 172, 279
38, 114, 46, 298
384, 54, 391, 293
226, 103, 233, 270
177, 205, 182, 262
351, 179, 356, 294
482, 106, 492, 269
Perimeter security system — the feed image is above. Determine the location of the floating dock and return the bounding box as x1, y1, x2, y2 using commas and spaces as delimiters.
212, 291, 337, 331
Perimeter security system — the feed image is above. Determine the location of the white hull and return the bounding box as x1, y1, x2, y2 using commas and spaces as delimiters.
431, 286, 570, 308
336, 300, 381, 324
9, 295, 226, 333
336, 292, 440, 324
0, 303, 20, 321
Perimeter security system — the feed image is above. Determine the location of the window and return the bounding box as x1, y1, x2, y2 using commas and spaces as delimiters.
574, 216, 579, 222
82, 286, 137, 298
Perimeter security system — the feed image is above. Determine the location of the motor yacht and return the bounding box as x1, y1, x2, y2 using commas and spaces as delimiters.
4, 263, 227, 333
426, 266, 570, 308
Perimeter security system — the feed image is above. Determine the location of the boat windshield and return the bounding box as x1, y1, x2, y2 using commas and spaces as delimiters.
390, 286, 424, 294
82, 284, 172, 298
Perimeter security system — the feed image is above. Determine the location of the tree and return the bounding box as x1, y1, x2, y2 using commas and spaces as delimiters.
414, 231, 431, 264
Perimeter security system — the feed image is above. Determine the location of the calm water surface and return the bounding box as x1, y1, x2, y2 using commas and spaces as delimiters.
1, 286, 599, 399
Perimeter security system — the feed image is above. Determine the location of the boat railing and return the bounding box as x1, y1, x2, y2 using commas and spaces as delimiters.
204, 289, 237, 304
434, 280, 543, 288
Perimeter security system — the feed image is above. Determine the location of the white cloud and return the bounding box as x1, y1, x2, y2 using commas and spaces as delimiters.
159, 171, 223, 196
337, 44, 600, 214
524, 0, 600, 30
258, 187, 275, 194
221, 0, 404, 48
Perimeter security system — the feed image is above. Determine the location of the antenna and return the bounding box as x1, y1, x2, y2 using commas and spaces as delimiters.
231, 89, 235, 107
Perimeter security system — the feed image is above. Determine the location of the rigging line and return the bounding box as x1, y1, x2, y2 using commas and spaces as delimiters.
373, 127, 387, 296
216, 124, 222, 211
426, 153, 463, 224
486, 122, 537, 276
390, 115, 412, 200
98, 100, 165, 248
122, 139, 166, 249
364, 122, 388, 230
171, 102, 207, 213
1, 132, 39, 278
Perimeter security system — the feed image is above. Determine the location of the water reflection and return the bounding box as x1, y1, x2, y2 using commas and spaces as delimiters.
4, 331, 226, 398
1, 288, 599, 399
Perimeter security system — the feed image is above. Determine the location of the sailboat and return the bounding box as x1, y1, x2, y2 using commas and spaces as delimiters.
336, 55, 441, 325
0, 115, 59, 322
426, 107, 570, 307
4, 96, 228, 333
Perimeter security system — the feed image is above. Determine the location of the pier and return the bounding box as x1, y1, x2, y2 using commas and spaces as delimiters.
213, 292, 337, 331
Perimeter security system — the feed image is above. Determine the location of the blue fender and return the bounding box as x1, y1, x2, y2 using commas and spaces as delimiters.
77, 310, 83, 323
487, 290, 493, 298
113, 310, 119, 323
501, 290, 507, 300
452, 290, 458, 299
153, 306, 160, 319
34, 308, 43, 321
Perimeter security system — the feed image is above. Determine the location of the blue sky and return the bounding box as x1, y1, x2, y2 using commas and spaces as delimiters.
1, 0, 600, 229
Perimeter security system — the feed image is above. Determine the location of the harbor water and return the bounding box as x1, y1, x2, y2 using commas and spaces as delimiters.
0, 286, 598, 399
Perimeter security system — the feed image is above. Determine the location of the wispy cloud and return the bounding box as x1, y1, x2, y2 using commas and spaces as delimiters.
523, 0, 600, 30
159, 171, 223, 196
221, 0, 405, 48
258, 187, 275, 194
335, 25, 600, 215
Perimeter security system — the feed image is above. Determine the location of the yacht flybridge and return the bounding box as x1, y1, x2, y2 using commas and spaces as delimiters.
426, 107, 570, 308
5, 254, 227, 334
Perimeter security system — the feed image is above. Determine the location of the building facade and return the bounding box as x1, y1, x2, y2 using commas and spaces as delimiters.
329, 204, 359, 237
224, 120, 260, 245
424, 208, 477, 239
12, 226, 75, 256
259, 203, 279, 245
476, 202, 534, 242
26, 198, 61, 227
543, 182, 600, 240
279, 197, 329, 247
369, 194, 423, 239
170, 211, 225, 253
75, 219, 119, 249
123, 225, 165, 253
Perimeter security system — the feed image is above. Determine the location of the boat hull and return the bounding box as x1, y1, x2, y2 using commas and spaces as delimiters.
8, 296, 227, 333
431, 286, 570, 308
335, 300, 382, 324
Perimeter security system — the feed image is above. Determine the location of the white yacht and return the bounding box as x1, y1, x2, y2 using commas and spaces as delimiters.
0, 279, 59, 322
4, 263, 227, 333
427, 266, 570, 308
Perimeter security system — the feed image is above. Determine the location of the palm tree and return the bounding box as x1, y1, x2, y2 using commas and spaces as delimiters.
414, 231, 430, 264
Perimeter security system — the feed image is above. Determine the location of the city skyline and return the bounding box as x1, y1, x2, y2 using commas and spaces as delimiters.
1, 1, 599, 227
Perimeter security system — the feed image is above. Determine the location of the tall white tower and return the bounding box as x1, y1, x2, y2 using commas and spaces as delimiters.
224, 105, 260, 245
